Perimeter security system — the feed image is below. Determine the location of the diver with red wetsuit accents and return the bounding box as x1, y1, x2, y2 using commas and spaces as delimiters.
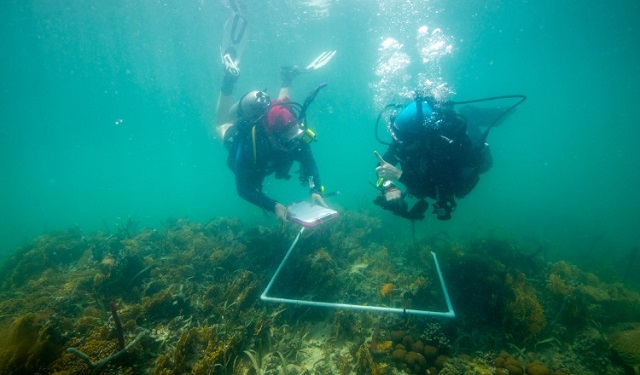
214, 56, 334, 223
215, 0, 337, 223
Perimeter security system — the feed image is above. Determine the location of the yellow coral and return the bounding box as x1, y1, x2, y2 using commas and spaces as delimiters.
468, 357, 495, 375
608, 326, 640, 374
98, 256, 115, 275
380, 283, 394, 298
208, 250, 226, 266
580, 285, 610, 302
376, 340, 393, 352
355, 341, 388, 375
412, 276, 427, 290
547, 273, 573, 296
505, 272, 546, 341
450, 242, 465, 257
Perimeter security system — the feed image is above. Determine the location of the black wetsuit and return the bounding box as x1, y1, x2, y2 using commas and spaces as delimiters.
230, 124, 321, 212
382, 113, 489, 206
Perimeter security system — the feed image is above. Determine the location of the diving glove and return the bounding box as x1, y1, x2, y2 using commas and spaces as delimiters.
407, 199, 428, 221
381, 180, 401, 201
374, 181, 409, 218
374, 194, 408, 216
374, 195, 427, 221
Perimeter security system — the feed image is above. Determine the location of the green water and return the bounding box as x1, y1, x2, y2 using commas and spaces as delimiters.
1, 0, 639, 270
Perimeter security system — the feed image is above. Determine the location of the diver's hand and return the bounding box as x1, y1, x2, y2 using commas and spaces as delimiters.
275, 203, 288, 223
281, 66, 302, 87
374, 151, 402, 181
311, 193, 328, 208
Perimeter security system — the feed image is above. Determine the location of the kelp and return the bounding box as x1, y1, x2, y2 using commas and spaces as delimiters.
0, 214, 638, 374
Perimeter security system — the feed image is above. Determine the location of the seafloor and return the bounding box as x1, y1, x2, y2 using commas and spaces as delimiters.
0, 211, 639, 375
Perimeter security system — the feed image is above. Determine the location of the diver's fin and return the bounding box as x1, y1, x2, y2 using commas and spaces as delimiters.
221, 48, 240, 76
280, 51, 336, 82
220, 1, 248, 76
305, 50, 336, 71
221, 0, 246, 14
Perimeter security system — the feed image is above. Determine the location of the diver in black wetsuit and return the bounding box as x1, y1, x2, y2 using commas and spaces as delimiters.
214, 67, 328, 223
215, 3, 335, 223
373, 94, 523, 221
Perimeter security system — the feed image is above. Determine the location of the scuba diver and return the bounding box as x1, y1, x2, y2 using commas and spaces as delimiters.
373, 93, 526, 221
215, 0, 337, 223
214, 51, 336, 223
